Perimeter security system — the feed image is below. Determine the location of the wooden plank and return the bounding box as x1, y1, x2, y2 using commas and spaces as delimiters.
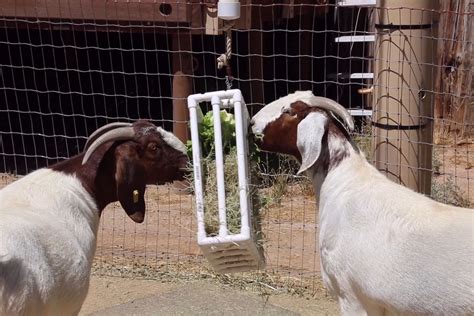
0, 0, 190, 23
172, 32, 193, 143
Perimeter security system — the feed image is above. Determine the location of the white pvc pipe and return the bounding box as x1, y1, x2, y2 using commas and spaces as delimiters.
187, 98, 207, 241
198, 233, 250, 245
188, 89, 265, 273
211, 95, 228, 237
232, 94, 250, 237
188, 89, 251, 242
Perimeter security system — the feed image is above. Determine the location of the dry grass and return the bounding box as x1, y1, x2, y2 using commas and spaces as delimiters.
352, 119, 373, 160
91, 259, 330, 299
200, 151, 241, 235
189, 148, 265, 256
432, 176, 471, 208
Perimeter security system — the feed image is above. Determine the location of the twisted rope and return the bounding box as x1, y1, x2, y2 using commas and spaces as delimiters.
217, 29, 232, 70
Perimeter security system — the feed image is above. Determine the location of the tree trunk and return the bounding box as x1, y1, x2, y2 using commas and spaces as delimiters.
434, 0, 472, 143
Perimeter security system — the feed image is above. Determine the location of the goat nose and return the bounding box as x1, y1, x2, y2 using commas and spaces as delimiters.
250, 119, 255, 126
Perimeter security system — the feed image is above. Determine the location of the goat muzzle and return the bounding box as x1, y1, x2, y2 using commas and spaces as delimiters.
128, 210, 145, 223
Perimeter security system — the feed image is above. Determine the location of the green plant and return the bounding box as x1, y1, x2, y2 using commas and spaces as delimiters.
186, 110, 236, 159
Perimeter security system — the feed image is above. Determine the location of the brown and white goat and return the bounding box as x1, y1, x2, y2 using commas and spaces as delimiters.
251, 91, 473, 316
0, 121, 188, 315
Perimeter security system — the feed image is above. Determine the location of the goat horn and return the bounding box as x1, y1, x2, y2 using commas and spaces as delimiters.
82, 126, 135, 165
84, 122, 133, 151
309, 96, 355, 131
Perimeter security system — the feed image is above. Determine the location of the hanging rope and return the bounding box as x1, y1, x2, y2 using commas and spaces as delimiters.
216, 28, 234, 89
217, 29, 232, 69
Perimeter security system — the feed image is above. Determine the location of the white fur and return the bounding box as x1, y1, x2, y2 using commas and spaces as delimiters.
296, 112, 327, 174
252, 91, 316, 135
156, 127, 187, 154
252, 100, 474, 315
251, 90, 355, 135
311, 150, 473, 315
0, 169, 99, 315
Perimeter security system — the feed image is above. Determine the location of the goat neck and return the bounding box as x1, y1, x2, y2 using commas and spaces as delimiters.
51, 142, 118, 212
306, 119, 359, 196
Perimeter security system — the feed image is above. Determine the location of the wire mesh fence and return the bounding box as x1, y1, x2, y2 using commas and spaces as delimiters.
0, 1, 472, 296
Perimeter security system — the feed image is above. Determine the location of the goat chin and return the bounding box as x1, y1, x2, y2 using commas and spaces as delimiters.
0, 169, 99, 315
307, 150, 473, 315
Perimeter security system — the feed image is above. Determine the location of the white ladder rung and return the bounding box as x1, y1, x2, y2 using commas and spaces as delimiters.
348, 109, 372, 116
350, 73, 374, 79
335, 35, 375, 43
337, 0, 376, 6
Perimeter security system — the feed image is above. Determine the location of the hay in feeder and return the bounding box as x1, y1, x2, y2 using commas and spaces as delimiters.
186, 110, 265, 248
201, 148, 241, 235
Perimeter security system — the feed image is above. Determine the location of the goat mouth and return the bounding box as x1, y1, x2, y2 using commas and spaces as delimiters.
252, 135, 264, 148
178, 166, 192, 177
129, 211, 145, 223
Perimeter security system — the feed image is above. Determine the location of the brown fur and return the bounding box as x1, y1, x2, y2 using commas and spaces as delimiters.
51, 121, 188, 223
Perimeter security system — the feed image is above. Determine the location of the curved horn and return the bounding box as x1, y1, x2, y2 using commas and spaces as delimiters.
82, 127, 135, 165
84, 122, 132, 151
309, 96, 355, 131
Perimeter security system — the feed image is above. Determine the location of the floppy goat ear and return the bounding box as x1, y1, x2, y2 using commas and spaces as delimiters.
296, 112, 328, 175
115, 147, 147, 223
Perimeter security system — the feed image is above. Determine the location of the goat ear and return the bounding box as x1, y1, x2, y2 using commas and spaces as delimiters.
115, 150, 147, 223
296, 112, 327, 175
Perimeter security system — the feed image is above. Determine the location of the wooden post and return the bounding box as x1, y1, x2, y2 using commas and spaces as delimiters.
298, 8, 313, 91
172, 32, 193, 143
372, 0, 438, 195
249, 23, 264, 109
433, 0, 472, 141
172, 32, 193, 192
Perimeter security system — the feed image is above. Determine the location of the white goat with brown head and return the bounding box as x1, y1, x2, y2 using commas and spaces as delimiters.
251, 91, 473, 316
0, 121, 188, 315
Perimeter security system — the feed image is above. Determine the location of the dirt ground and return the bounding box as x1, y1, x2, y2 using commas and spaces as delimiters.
80, 275, 339, 315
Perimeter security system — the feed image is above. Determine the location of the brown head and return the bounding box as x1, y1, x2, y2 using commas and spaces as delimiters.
251, 91, 355, 175
51, 120, 189, 223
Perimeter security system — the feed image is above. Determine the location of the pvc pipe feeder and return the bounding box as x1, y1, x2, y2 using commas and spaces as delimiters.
187, 89, 265, 273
